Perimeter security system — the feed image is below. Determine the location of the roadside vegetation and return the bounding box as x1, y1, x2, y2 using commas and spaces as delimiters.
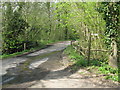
1, 2, 119, 83
64, 46, 119, 82
1, 40, 61, 59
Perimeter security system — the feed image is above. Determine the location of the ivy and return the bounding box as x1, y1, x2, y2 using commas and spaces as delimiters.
99, 2, 120, 49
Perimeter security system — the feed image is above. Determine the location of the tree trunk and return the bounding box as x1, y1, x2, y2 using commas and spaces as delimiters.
109, 40, 118, 68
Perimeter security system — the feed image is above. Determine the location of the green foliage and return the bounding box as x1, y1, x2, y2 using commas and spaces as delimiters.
1, 2, 119, 83
105, 75, 118, 81
98, 2, 120, 49
98, 64, 118, 74
2, 2, 29, 54
1, 42, 45, 59
64, 46, 87, 67
64, 46, 119, 82
1, 2, 108, 55
98, 63, 119, 81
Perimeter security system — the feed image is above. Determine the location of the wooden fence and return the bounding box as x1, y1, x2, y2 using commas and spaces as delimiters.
71, 37, 119, 68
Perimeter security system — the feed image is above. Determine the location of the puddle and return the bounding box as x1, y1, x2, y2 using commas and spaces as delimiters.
1, 57, 28, 76
29, 58, 49, 69
27, 50, 47, 56
1, 77, 15, 85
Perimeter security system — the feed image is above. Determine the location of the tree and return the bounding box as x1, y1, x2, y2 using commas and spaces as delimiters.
98, 2, 120, 68
2, 2, 29, 53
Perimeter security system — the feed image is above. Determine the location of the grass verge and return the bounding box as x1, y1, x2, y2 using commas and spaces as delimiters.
1, 44, 46, 59
1, 40, 67, 59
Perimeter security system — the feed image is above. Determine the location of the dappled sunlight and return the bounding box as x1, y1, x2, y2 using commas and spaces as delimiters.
1, 2, 119, 88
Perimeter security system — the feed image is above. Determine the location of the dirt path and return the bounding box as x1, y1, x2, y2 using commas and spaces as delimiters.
29, 56, 119, 88
3, 55, 119, 88
1, 41, 119, 88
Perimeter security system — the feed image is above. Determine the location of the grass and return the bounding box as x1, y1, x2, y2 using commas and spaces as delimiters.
1, 39, 70, 59
1, 40, 58, 59
0, 44, 45, 59
64, 45, 119, 82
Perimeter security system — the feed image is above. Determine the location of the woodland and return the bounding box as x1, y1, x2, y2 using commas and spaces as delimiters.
1, 2, 120, 82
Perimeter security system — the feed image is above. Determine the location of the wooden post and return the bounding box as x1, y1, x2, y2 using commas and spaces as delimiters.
87, 32, 91, 66
71, 40, 72, 46
24, 43, 26, 51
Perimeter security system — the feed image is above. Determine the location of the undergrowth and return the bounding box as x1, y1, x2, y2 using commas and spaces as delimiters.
1, 40, 69, 59
64, 46, 119, 82
1, 40, 60, 59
